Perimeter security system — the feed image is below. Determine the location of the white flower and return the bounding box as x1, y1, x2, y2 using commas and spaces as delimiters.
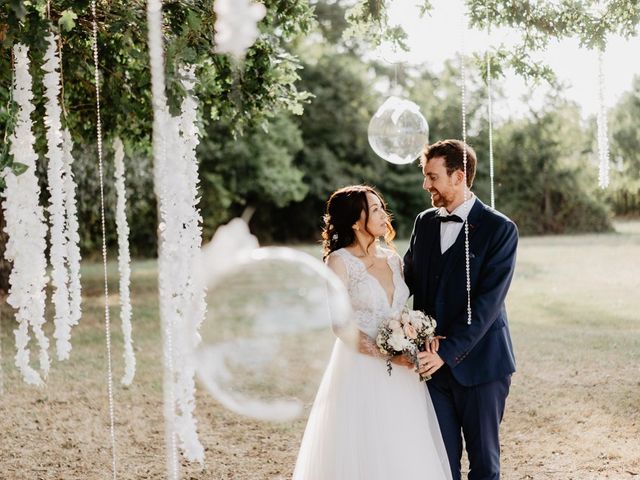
113, 137, 136, 386
388, 319, 401, 331
388, 331, 409, 352
43, 31, 74, 361
409, 310, 426, 328
4, 44, 50, 385
61, 129, 82, 344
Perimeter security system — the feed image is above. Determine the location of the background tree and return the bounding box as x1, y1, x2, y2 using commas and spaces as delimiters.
350, 0, 640, 83
0, 0, 315, 288
607, 75, 640, 215
493, 98, 611, 234
0, 0, 635, 275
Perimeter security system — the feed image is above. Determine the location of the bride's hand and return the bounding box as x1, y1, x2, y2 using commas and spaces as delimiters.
390, 353, 414, 369
425, 336, 446, 354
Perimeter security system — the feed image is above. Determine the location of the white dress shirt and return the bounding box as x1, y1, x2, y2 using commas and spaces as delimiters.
439, 195, 477, 253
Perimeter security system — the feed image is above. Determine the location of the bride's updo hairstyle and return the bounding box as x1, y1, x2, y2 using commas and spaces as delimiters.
321, 185, 396, 261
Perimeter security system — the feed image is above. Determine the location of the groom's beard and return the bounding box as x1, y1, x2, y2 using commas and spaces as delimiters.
429, 189, 460, 211
429, 190, 448, 208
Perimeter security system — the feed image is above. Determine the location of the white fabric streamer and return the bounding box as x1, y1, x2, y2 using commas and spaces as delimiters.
43, 32, 73, 360
61, 129, 82, 333
113, 138, 136, 386
2, 44, 50, 385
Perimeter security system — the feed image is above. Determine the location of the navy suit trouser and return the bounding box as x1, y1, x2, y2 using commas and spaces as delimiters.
427, 366, 511, 480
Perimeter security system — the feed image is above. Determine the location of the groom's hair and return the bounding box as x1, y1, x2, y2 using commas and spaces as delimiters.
421, 139, 477, 188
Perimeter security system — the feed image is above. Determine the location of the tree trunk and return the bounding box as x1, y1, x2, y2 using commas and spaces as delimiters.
0, 201, 12, 295
544, 187, 553, 231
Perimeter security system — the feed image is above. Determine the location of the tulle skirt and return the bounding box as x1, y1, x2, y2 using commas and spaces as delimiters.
293, 339, 452, 480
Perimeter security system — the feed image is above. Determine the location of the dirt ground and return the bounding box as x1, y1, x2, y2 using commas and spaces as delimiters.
1, 223, 639, 479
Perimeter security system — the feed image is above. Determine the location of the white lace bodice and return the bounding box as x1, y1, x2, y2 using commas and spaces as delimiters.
330, 248, 410, 338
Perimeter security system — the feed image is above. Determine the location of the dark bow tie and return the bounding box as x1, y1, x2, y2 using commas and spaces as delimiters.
437, 214, 464, 223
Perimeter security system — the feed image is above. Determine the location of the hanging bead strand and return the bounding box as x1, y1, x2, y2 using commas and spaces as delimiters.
597, 47, 610, 189
90, 1, 118, 477
460, 5, 472, 325
486, 9, 495, 209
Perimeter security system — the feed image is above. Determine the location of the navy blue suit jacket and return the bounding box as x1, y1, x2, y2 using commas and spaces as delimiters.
403, 198, 517, 387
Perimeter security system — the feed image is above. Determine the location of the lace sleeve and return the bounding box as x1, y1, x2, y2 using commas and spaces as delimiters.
356, 328, 387, 358
384, 249, 404, 279
395, 252, 405, 279
326, 251, 349, 287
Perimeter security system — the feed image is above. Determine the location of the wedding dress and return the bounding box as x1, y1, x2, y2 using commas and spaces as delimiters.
292, 247, 452, 480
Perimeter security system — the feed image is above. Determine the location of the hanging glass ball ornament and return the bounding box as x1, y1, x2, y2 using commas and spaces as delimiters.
367, 96, 429, 165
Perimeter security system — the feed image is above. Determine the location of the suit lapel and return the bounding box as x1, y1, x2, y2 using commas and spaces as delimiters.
421, 211, 441, 271
437, 199, 486, 291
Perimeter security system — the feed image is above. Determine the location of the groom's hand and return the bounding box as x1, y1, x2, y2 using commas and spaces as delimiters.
418, 351, 444, 376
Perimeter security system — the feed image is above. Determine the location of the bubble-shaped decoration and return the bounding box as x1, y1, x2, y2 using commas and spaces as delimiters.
214, 0, 267, 58
192, 220, 352, 422
368, 96, 429, 165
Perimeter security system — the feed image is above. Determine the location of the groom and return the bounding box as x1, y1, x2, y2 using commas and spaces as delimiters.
404, 139, 517, 480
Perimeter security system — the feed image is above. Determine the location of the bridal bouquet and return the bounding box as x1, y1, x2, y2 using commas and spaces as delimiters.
376, 306, 437, 381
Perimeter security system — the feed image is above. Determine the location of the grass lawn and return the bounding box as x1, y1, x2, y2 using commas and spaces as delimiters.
1, 221, 639, 479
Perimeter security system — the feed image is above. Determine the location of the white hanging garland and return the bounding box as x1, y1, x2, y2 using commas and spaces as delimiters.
172, 66, 206, 464
147, 0, 186, 476
43, 31, 73, 361
113, 138, 136, 386
61, 129, 82, 333
150, 0, 267, 471
2, 44, 50, 385
153, 70, 206, 465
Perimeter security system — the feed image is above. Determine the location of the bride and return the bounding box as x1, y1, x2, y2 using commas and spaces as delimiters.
293, 185, 452, 480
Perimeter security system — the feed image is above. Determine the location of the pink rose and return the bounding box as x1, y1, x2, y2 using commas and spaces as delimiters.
403, 323, 418, 340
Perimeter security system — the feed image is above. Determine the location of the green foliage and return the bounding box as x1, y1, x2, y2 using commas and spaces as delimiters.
0, 0, 630, 260
606, 75, 640, 215
47, 140, 157, 257
350, 0, 640, 85
0, 0, 314, 171
198, 114, 307, 241
466, 0, 640, 83
261, 51, 383, 240
342, 0, 409, 49
249, 1, 616, 242
0, 0, 316, 257
492, 100, 611, 234
57, 9, 77, 31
